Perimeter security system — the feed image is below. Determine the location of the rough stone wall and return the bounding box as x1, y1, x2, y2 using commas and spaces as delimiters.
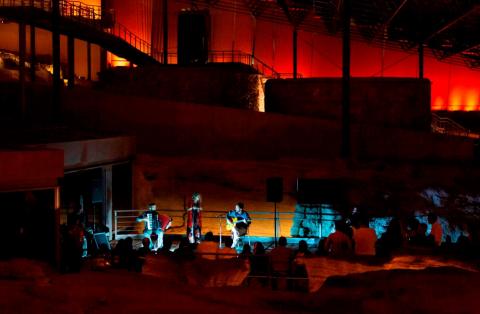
265, 78, 431, 131
98, 64, 262, 110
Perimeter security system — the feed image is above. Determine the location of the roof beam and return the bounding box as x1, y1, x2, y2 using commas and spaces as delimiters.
440, 41, 480, 60
277, 0, 312, 27
383, 0, 408, 28
423, 4, 480, 43
371, 0, 408, 40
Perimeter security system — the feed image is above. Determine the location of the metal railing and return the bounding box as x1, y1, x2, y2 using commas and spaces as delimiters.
208, 50, 280, 78
431, 112, 480, 139
277, 73, 304, 79
158, 50, 283, 78
60, 0, 102, 20
0, 0, 161, 62
0, 1, 298, 74
110, 23, 156, 58
114, 208, 338, 240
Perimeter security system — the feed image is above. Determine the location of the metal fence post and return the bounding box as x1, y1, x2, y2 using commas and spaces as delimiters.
114, 210, 117, 240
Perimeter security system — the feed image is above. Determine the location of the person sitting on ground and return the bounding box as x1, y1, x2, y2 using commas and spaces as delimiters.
376, 217, 403, 257
134, 237, 151, 272
249, 242, 269, 287
352, 217, 377, 256
269, 236, 294, 289
240, 243, 252, 259
196, 231, 218, 260
324, 220, 353, 258
315, 238, 328, 256
406, 216, 420, 242
173, 237, 195, 261
217, 237, 237, 259
293, 240, 311, 292
428, 213, 443, 247
295, 240, 312, 258
410, 222, 429, 246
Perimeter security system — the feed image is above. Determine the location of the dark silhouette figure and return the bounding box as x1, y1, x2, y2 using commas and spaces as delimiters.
249, 242, 269, 287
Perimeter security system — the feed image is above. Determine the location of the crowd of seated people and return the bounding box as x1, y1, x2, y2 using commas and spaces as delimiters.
62, 210, 479, 292
318, 211, 480, 261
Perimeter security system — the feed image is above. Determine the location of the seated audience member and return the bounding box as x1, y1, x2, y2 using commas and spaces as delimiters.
376, 217, 403, 257
315, 238, 328, 256
428, 213, 443, 247
324, 221, 353, 257
249, 242, 269, 287
135, 238, 151, 272
352, 217, 377, 256
269, 236, 294, 290
295, 240, 312, 258
173, 238, 195, 260
406, 216, 420, 242
240, 243, 252, 259
196, 231, 218, 260
410, 223, 430, 246
292, 240, 311, 292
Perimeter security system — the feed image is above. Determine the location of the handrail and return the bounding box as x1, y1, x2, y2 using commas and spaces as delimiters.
431, 112, 480, 139
0, 0, 162, 62
208, 50, 280, 78
113, 208, 338, 239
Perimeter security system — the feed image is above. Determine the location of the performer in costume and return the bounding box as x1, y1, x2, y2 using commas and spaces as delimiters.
226, 202, 252, 248
187, 192, 203, 244
136, 203, 172, 251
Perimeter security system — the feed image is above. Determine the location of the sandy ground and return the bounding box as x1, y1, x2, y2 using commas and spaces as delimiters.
1, 258, 480, 314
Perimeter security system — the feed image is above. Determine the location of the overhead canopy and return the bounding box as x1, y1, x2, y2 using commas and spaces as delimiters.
184, 0, 480, 69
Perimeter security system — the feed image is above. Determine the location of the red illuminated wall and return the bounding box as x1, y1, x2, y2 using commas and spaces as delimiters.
0, 0, 478, 110
109, 0, 480, 111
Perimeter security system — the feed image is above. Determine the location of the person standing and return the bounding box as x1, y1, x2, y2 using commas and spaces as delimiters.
187, 192, 202, 244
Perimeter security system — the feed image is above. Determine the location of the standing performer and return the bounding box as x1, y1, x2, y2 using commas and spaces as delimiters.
137, 203, 172, 251
226, 202, 252, 248
187, 192, 202, 244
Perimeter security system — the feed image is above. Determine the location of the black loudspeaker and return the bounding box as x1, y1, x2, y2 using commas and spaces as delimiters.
297, 178, 344, 205
266, 177, 283, 202
178, 11, 210, 65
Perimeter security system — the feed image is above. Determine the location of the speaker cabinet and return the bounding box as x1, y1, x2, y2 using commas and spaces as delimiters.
266, 177, 283, 202
178, 10, 210, 65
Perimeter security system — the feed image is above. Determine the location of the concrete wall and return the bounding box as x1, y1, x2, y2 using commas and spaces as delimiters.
265, 78, 431, 131
0, 149, 64, 191
32, 136, 136, 171
98, 64, 263, 110
63, 88, 473, 162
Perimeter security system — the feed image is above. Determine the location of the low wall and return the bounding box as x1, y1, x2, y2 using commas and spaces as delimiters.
265, 78, 431, 131
98, 64, 263, 110
63, 88, 473, 162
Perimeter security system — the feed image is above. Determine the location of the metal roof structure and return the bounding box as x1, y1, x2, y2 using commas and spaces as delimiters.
181, 0, 480, 69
